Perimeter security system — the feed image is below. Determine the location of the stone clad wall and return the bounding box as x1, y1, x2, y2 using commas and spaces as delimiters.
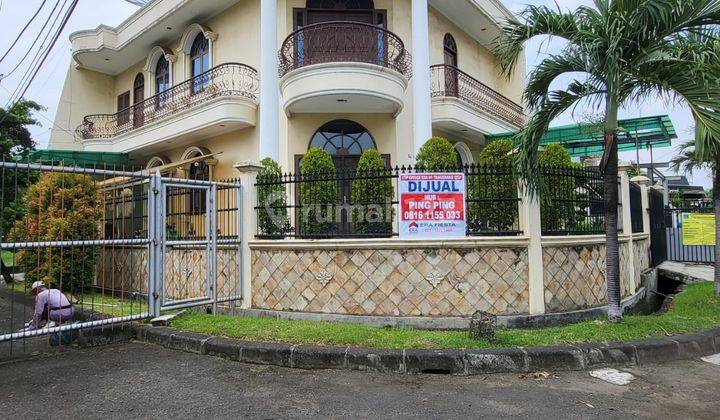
251, 247, 530, 316
633, 238, 651, 287
542, 244, 607, 312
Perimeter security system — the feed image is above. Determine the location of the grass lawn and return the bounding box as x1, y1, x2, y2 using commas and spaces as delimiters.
1, 251, 14, 268
170, 283, 720, 349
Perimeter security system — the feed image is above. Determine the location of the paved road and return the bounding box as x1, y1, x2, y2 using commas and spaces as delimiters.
1, 342, 719, 419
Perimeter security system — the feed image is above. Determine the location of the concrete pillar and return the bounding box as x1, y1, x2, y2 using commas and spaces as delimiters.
632, 175, 652, 235
518, 184, 545, 315
411, 0, 432, 160
234, 160, 263, 309
618, 163, 636, 295
259, 0, 279, 161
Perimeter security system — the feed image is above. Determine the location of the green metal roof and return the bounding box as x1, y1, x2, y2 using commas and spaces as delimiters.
28, 150, 131, 167
486, 115, 677, 157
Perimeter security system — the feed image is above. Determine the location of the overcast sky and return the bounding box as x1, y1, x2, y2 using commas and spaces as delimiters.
0, 0, 708, 187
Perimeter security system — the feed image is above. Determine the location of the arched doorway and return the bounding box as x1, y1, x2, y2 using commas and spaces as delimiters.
133, 73, 145, 128
296, 119, 387, 235
295, 0, 383, 27
443, 34, 458, 97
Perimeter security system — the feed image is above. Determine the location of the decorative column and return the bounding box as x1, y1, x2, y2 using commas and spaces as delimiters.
518, 183, 545, 315
259, 0, 279, 161
411, 0, 433, 160
618, 163, 636, 295
234, 160, 264, 309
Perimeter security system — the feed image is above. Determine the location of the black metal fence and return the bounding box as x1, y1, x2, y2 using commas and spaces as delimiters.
539, 166, 606, 235
255, 164, 521, 239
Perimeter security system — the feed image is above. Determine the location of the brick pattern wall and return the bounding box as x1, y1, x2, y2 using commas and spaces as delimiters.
251, 247, 530, 316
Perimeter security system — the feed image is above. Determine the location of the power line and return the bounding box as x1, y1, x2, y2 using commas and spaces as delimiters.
8, 0, 77, 106
1, 0, 64, 80
0, 0, 48, 65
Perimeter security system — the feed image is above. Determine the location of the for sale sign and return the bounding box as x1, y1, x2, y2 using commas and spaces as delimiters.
399, 173, 466, 239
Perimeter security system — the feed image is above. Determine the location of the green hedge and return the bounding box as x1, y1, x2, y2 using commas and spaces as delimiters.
473, 140, 517, 232
351, 149, 394, 235
416, 137, 458, 171
9, 172, 101, 291
257, 158, 289, 237
299, 148, 338, 236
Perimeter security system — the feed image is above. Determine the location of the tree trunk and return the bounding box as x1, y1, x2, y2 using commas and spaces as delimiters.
714, 162, 720, 295
604, 137, 622, 322
604, 96, 622, 322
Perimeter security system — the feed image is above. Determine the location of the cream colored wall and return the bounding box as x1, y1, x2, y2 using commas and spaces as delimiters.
428, 6, 524, 104
48, 66, 115, 150
285, 114, 397, 166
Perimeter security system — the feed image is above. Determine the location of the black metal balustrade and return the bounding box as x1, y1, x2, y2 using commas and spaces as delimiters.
255, 164, 521, 239
629, 182, 644, 233
77, 63, 259, 140
540, 166, 607, 235
430, 64, 526, 128
279, 21, 412, 78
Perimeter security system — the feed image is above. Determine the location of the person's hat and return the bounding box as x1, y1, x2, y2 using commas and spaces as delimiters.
30, 281, 45, 292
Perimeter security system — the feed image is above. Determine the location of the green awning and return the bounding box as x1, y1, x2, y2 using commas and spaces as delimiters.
27, 150, 131, 167
486, 115, 677, 157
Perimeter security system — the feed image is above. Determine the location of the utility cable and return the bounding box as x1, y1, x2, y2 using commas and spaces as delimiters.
0, 0, 48, 65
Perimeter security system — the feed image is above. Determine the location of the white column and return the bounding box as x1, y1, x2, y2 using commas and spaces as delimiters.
518, 184, 545, 315
411, 0, 432, 160
234, 160, 264, 309
259, 0, 279, 161
619, 163, 636, 295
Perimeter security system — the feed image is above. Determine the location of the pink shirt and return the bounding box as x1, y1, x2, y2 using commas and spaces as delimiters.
32, 289, 73, 329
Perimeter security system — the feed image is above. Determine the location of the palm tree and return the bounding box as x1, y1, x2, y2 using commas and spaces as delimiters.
671, 141, 720, 295
494, 1, 720, 321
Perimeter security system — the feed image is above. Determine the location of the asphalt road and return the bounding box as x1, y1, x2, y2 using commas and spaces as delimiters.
1, 341, 719, 419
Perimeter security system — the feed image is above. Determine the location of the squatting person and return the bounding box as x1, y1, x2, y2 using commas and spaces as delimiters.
24, 281, 75, 330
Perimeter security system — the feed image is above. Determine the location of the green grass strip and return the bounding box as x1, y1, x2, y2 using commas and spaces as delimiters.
170, 282, 720, 349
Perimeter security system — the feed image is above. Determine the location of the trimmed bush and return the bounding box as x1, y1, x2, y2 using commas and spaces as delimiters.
9, 172, 101, 292
257, 158, 289, 237
299, 148, 338, 236
351, 149, 394, 235
416, 137, 458, 171
472, 140, 518, 232
538, 143, 579, 232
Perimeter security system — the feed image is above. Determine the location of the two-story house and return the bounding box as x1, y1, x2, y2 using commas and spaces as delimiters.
49, 0, 525, 181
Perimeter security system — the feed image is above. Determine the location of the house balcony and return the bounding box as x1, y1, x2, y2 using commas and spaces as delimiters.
78, 63, 259, 153
278, 21, 411, 117
430, 65, 525, 141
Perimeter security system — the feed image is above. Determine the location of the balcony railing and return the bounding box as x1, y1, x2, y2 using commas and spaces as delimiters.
430, 64, 525, 128
77, 63, 259, 140
279, 21, 412, 78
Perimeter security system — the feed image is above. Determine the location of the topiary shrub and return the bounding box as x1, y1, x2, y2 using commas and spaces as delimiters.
472, 139, 518, 233
538, 143, 578, 233
257, 158, 289, 237
9, 172, 101, 292
416, 137, 458, 171
299, 148, 338, 236
351, 149, 394, 236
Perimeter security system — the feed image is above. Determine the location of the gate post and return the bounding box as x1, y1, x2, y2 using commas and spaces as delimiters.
147, 171, 163, 318
234, 160, 263, 309
618, 163, 636, 295
518, 182, 545, 315
632, 176, 652, 235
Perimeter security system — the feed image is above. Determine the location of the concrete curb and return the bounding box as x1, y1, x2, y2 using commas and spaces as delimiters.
131, 324, 720, 375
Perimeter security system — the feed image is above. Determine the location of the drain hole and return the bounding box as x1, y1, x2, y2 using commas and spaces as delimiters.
421, 369, 452, 375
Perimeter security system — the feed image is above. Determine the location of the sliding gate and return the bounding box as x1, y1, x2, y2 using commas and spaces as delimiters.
0, 162, 242, 354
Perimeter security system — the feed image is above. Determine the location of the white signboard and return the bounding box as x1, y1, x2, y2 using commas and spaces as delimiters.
399, 173, 466, 239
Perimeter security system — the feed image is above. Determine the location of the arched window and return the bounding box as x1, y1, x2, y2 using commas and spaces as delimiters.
309, 119, 376, 156
443, 34, 458, 96
306, 0, 374, 9
190, 33, 210, 93
155, 57, 170, 95
183, 148, 210, 214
